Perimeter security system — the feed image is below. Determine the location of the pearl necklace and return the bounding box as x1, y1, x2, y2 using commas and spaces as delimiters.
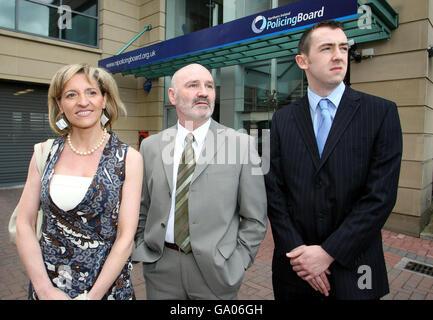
67, 128, 107, 156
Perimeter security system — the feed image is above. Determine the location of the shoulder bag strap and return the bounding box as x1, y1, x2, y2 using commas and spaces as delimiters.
34, 139, 55, 176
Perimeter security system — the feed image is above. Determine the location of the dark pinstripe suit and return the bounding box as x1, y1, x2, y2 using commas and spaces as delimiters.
265, 86, 402, 299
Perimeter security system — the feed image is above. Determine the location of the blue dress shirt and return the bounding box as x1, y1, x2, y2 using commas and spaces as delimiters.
308, 82, 346, 137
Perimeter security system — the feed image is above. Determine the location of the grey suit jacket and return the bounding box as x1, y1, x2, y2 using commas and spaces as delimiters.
132, 119, 267, 297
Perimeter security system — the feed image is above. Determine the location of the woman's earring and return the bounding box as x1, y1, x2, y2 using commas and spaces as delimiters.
56, 117, 68, 130
100, 110, 110, 127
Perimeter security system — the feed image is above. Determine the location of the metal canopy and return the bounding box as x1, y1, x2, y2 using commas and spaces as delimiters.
104, 0, 397, 80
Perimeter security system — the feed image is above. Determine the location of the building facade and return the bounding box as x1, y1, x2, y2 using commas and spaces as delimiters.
0, 0, 432, 237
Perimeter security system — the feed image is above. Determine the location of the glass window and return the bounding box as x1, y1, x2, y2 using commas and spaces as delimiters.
63, 13, 97, 46
0, 0, 98, 47
183, 1, 208, 34
164, 0, 304, 135
243, 1, 270, 17
62, 0, 97, 16
164, 105, 178, 129
32, 0, 60, 5
0, 0, 15, 29
17, 1, 59, 38
278, 0, 300, 6
166, 0, 223, 40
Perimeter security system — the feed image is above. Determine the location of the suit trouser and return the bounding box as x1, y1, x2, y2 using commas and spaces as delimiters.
142, 245, 238, 300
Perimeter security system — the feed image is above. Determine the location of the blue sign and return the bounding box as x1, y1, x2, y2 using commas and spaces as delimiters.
99, 0, 357, 74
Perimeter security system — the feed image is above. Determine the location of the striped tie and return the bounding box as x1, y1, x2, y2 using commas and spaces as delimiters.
174, 133, 195, 253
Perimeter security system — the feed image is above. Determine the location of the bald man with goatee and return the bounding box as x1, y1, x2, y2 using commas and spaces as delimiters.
132, 63, 267, 300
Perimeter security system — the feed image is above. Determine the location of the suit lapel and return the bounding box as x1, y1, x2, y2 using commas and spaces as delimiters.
293, 95, 321, 170
159, 125, 177, 192
191, 119, 224, 184
318, 86, 360, 168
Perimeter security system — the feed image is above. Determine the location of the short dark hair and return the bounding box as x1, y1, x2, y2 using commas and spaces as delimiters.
297, 20, 344, 55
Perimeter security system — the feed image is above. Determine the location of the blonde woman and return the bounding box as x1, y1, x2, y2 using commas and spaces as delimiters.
15, 64, 143, 300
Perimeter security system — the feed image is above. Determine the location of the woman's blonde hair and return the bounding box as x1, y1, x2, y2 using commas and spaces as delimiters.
48, 63, 126, 135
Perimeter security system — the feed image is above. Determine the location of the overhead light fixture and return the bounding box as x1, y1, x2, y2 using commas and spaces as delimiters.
428, 46, 433, 58
13, 88, 35, 96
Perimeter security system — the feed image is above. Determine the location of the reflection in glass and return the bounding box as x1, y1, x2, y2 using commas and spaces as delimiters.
0, 0, 15, 29
240, 57, 306, 154
33, 0, 59, 4
3, 0, 98, 47
166, 106, 178, 128
18, 0, 48, 36
243, 1, 270, 17
166, 0, 223, 40
276, 58, 306, 107
63, 13, 97, 46
278, 0, 299, 6
17, 0, 59, 38
62, 0, 97, 16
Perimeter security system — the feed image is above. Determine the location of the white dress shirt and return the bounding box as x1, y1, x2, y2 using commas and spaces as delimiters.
308, 81, 345, 137
165, 119, 211, 243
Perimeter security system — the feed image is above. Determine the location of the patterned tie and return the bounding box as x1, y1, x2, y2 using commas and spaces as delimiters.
316, 99, 332, 157
174, 133, 195, 253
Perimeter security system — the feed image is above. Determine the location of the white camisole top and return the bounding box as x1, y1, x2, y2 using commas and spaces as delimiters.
50, 174, 93, 211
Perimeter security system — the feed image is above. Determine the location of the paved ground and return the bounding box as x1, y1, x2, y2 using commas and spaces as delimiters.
1, 187, 432, 300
